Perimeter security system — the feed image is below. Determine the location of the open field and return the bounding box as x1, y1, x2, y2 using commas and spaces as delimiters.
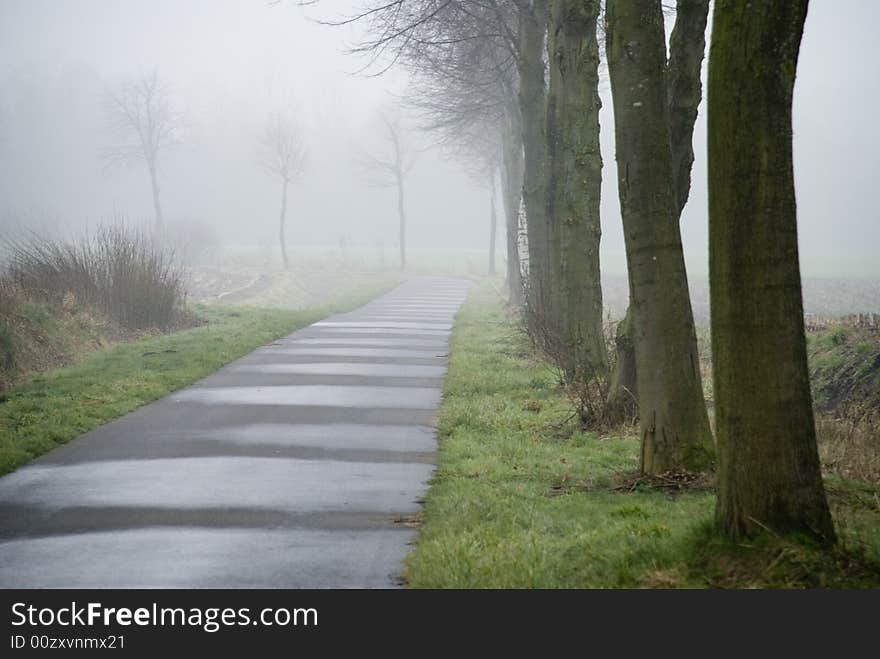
185, 247, 488, 307
188, 246, 879, 323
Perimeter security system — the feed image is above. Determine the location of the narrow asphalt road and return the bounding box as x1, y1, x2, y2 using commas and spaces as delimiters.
0, 277, 471, 587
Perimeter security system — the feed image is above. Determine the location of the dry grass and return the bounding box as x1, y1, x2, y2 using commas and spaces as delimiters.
5, 226, 187, 331
0, 281, 117, 391
521, 292, 630, 431
816, 406, 880, 485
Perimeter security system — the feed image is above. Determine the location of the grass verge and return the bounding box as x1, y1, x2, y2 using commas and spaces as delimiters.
0, 283, 393, 476
404, 283, 880, 588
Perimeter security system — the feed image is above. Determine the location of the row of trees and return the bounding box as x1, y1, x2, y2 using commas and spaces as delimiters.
103, 71, 416, 271
102, 70, 305, 266
338, 0, 834, 543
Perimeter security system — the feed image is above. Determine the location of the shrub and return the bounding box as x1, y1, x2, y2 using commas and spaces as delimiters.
816, 405, 880, 485
521, 289, 631, 431
4, 226, 186, 331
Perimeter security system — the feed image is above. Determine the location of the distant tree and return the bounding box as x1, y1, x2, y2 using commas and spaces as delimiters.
355, 112, 415, 271
103, 71, 179, 233
708, 0, 835, 542
323, 0, 529, 302
257, 112, 307, 270
452, 124, 502, 276
398, 2, 522, 293
336, 0, 607, 394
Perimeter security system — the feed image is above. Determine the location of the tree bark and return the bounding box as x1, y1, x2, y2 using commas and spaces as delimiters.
279, 179, 289, 270
667, 0, 709, 216
397, 172, 407, 271
517, 0, 550, 324
501, 111, 524, 307
607, 0, 709, 420
489, 167, 497, 276
606, 0, 713, 473
148, 160, 164, 234
545, 0, 606, 380
708, 0, 835, 542
607, 309, 638, 420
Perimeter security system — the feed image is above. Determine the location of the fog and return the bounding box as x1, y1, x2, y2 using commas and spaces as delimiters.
0, 0, 488, 253
0, 0, 877, 276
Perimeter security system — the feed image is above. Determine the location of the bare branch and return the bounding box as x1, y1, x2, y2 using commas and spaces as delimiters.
101, 70, 180, 173
257, 112, 308, 183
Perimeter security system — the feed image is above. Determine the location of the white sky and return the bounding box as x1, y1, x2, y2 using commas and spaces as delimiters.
0, 0, 877, 275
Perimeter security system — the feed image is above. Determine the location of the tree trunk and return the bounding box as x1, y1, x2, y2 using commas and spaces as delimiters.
607, 309, 638, 421
606, 1, 709, 419
667, 0, 710, 215
517, 0, 550, 325
606, 0, 713, 473
708, 0, 835, 542
501, 111, 525, 307
607, 0, 709, 420
279, 179, 289, 270
397, 173, 406, 271
148, 161, 164, 234
489, 167, 497, 276
545, 0, 606, 380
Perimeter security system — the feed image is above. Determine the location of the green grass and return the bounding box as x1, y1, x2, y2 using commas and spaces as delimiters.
0, 284, 392, 476
807, 325, 880, 413
404, 283, 880, 588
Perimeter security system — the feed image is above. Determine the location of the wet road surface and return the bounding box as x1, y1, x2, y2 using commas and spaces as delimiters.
0, 277, 471, 587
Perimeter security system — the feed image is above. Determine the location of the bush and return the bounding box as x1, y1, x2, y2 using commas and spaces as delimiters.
521, 290, 631, 431
816, 405, 880, 485
4, 226, 186, 331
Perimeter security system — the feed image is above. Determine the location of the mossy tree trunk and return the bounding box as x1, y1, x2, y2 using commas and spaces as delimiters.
607, 309, 637, 418
708, 0, 835, 542
545, 0, 606, 380
607, 0, 710, 423
606, 0, 713, 473
517, 0, 550, 325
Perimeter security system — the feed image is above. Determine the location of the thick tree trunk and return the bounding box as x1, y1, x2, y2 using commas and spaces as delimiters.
148, 161, 164, 234
708, 0, 835, 542
397, 174, 406, 271
607, 0, 709, 419
501, 113, 524, 307
279, 179, 289, 270
489, 167, 497, 276
517, 0, 550, 325
606, 0, 713, 473
545, 0, 606, 380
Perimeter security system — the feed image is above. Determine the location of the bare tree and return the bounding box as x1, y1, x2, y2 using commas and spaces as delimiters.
400, 7, 519, 283
436, 118, 503, 276
323, 0, 525, 300
102, 71, 179, 233
355, 112, 415, 271
258, 112, 307, 270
